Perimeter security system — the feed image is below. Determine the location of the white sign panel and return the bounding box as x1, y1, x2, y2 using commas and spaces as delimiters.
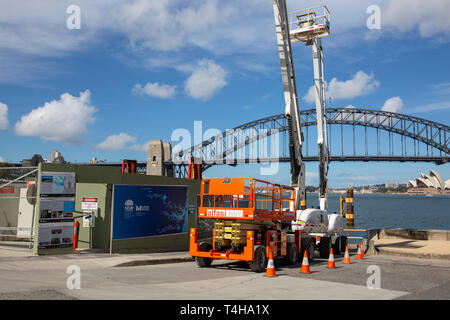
82, 198, 98, 210
83, 212, 95, 228
37, 222, 73, 248
40, 172, 76, 195
39, 197, 75, 222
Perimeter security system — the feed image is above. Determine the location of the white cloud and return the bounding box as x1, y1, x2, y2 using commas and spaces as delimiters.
344, 105, 356, 109
94, 135, 150, 152
184, 59, 228, 101
1, 0, 448, 85
111, 0, 244, 52
409, 101, 450, 114
0, 102, 8, 129
382, 0, 450, 38
433, 82, 450, 95
306, 171, 318, 185
0, 156, 4, 162
0, 0, 271, 56
129, 141, 150, 152
382, 96, 403, 113
132, 82, 177, 99
93, 133, 137, 151
347, 175, 377, 182
333, 173, 379, 187
0, 0, 100, 57
304, 71, 379, 103
14, 90, 97, 143
303, 87, 315, 104
0, 1, 277, 85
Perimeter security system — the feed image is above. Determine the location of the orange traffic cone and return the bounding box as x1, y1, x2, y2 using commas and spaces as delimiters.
327, 248, 336, 268
300, 250, 311, 274
356, 244, 363, 260
343, 245, 351, 264
265, 251, 276, 277
361, 243, 365, 258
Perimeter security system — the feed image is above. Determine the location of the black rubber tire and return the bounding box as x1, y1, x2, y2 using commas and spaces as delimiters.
195, 242, 213, 268
284, 243, 298, 265
333, 236, 341, 255
319, 237, 331, 258
249, 245, 267, 272
340, 236, 348, 252
301, 237, 315, 262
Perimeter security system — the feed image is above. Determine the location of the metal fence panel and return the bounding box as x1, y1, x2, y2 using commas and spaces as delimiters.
0, 167, 38, 243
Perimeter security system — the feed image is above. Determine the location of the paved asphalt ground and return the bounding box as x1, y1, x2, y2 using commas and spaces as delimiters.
0, 251, 449, 300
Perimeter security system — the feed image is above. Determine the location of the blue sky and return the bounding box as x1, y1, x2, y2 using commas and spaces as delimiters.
0, 0, 449, 187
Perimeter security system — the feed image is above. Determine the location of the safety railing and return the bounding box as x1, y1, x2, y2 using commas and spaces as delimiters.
288, 5, 330, 43
0, 227, 33, 238
288, 5, 330, 30
252, 179, 295, 214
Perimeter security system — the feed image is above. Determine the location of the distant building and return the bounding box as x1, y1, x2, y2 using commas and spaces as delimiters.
90, 157, 98, 164
385, 181, 391, 188
393, 181, 399, 188
49, 150, 65, 164
21, 159, 32, 167
21, 154, 44, 167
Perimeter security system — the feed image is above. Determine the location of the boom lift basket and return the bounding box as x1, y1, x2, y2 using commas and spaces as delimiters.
288, 6, 330, 43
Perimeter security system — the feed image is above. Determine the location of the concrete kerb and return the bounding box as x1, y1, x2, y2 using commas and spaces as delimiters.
372, 228, 450, 260
0, 245, 195, 267
374, 247, 450, 261
376, 229, 450, 241
113, 256, 194, 267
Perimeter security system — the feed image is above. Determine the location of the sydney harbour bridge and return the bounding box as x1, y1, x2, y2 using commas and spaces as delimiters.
164, 107, 449, 178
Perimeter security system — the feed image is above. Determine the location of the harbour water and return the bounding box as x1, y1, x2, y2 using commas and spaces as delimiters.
307, 193, 450, 230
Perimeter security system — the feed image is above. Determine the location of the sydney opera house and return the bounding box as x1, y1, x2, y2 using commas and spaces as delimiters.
408, 170, 450, 195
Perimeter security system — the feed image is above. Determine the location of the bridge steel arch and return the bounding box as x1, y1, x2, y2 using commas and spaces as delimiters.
170, 108, 450, 177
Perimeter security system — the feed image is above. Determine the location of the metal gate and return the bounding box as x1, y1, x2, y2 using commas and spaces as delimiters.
0, 166, 38, 247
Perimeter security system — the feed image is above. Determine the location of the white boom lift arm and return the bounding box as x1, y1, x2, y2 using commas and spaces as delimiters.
272, 0, 306, 211
272, 1, 331, 210
312, 36, 330, 210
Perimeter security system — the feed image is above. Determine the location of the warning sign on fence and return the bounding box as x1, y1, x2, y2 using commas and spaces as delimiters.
82, 198, 98, 210
0, 186, 14, 194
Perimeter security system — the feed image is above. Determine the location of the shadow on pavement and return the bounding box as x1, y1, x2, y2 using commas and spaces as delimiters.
376, 240, 423, 249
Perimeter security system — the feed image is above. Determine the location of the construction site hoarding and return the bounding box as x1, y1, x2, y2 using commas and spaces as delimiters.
112, 185, 188, 240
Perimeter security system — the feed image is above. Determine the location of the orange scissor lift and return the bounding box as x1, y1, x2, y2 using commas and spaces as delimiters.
190, 178, 302, 272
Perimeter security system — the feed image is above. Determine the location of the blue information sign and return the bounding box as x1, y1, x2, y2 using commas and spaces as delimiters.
112, 185, 188, 240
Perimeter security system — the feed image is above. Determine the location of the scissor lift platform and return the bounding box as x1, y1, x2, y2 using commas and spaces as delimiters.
190, 178, 301, 271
